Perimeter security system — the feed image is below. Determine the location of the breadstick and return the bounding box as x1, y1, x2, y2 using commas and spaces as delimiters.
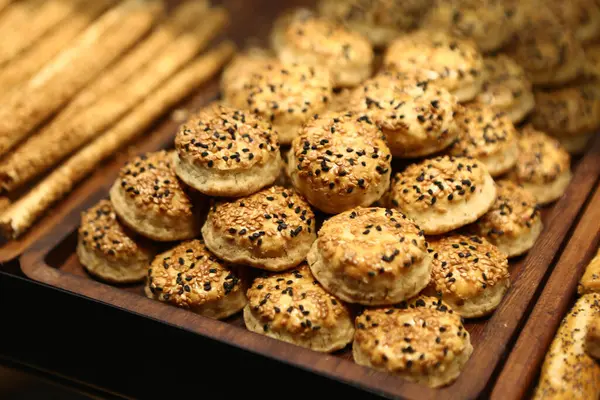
0, 0, 84, 67
0, 0, 162, 157
533, 293, 600, 399
0, 42, 235, 239
0, 0, 115, 93
585, 317, 600, 359
0, 7, 228, 192
0, 0, 15, 15
0, 0, 41, 38
578, 248, 600, 294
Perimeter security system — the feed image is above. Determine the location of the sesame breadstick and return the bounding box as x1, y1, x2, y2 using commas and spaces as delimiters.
0, 42, 235, 239
0, 0, 115, 93
0, 7, 228, 192
0, 0, 163, 158
578, 248, 600, 294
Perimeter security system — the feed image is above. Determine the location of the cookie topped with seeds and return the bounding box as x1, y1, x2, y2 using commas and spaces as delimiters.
221, 47, 277, 100
471, 180, 543, 258
427, 234, 510, 318
225, 61, 332, 145
273, 12, 373, 87
287, 111, 392, 214
353, 295, 473, 388
307, 207, 432, 305
202, 186, 316, 272
243, 264, 354, 352
350, 70, 461, 158
545, 0, 600, 43
384, 30, 485, 102
447, 103, 518, 177
109, 151, 204, 242
389, 155, 496, 235
77, 200, 154, 284
174, 104, 282, 197
145, 239, 247, 320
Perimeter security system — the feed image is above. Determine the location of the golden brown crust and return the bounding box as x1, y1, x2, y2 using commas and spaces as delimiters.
350, 71, 460, 158
288, 111, 392, 214
220, 47, 276, 98
578, 248, 600, 295
585, 317, 600, 360
546, 0, 600, 43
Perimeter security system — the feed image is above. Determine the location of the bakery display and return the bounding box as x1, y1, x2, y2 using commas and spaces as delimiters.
145, 239, 247, 319
447, 103, 518, 177
307, 207, 432, 305
287, 111, 392, 214
389, 156, 497, 235
202, 186, 316, 271
109, 151, 205, 242
244, 263, 354, 352
353, 295, 473, 388
471, 180, 543, 258
174, 104, 281, 197
384, 30, 485, 102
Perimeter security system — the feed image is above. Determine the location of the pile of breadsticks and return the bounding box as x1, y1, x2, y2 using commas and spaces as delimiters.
0, 0, 235, 239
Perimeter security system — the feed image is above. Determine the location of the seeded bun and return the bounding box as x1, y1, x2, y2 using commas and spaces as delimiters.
350, 71, 460, 158
471, 180, 543, 258
384, 30, 485, 102
546, 0, 600, 44
353, 295, 472, 388
422, 0, 520, 53
307, 207, 432, 305
287, 111, 392, 214
174, 104, 281, 197
475, 55, 535, 124
244, 264, 354, 352
426, 235, 510, 318
508, 126, 572, 205
389, 156, 497, 235
447, 103, 518, 177
272, 13, 373, 87
77, 200, 154, 284
317, 0, 433, 47
109, 151, 204, 242
202, 186, 316, 271
224, 61, 333, 145
145, 239, 247, 320
221, 47, 276, 100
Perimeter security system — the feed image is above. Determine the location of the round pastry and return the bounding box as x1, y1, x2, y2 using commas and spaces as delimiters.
426, 235, 510, 318
555, 132, 596, 155
353, 295, 473, 388
174, 104, 281, 197
384, 30, 485, 102
109, 151, 204, 242
447, 103, 518, 177
508, 126, 572, 205
145, 239, 247, 319
471, 180, 543, 258
389, 156, 497, 235
244, 264, 354, 352
422, 0, 520, 53
225, 61, 332, 145
546, 0, 600, 44
307, 207, 432, 305
77, 200, 154, 284
350, 71, 461, 158
287, 111, 392, 214
317, 0, 434, 47
504, 4, 585, 87
202, 186, 316, 271
475, 55, 535, 124
220, 47, 277, 100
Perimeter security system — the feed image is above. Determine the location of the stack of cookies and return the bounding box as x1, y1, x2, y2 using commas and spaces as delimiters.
76, 0, 598, 390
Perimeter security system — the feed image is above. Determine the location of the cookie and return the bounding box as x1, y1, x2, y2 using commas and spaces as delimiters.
447, 103, 518, 177
546, 0, 600, 44
109, 151, 204, 242
202, 186, 316, 271
350, 71, 460, 158
384, 30, 485, 102
244, 264, 354, 352
220, 47, 277, 100
145, 239, 247, 319
77, 200, 154, 284
389, 156, 497, 235
475, 54, 535, 124
287, 111, 392, 214
174, 104, 281, 197
353, 295, 473, 388
307, 207, 432, 305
